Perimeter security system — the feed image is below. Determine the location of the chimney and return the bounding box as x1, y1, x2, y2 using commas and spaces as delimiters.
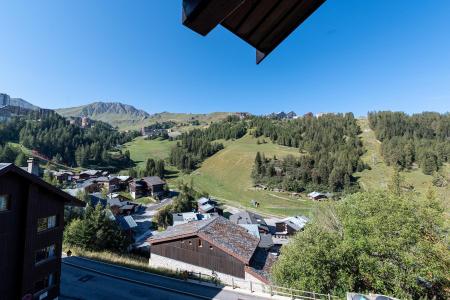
27, 158, 39, 176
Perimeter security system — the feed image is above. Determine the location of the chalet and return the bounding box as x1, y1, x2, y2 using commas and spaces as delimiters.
148, 216, 276, 284
89, 193, 139, 216
275, 216, 309, 237
130, 176, 166, 200
95, 176, 121, 193
142, 176, 166, 198
129, 180, 146, 200
308, 191, 327, 200
229, 211, 269, 233
116, 175, 132, 190
77, 179, 100, 194
51, 170, 74, 183
172, 212, 218, 226
197, 197, 223, 215
0, 163, 84, 300
78, 169, 101, 180
115, 215, 138, 238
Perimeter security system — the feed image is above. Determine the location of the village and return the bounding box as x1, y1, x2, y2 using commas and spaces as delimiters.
37, 160, 322, 286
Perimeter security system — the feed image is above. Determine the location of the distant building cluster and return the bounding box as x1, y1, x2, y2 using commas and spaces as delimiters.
66, 116, 93, 128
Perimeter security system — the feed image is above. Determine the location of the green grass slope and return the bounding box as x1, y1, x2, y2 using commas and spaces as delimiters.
122, 137, 176, 168
178, 134, 317, 217
355, 118, 449, 212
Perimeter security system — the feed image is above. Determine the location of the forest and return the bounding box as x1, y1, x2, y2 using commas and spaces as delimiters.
250, 113, 367, 192
0, 112, 139, 168
169, 116, 246, 171
368, 111, 450, 174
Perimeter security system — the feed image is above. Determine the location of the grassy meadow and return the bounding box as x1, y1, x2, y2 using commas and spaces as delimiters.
122, 137, 175, 168
177, 134, 317, 217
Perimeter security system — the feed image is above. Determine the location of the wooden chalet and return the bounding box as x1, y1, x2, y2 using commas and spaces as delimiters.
0, 163, 84, 300
182, 0, 326, 63
275, 215, 309, 237
148, 216, 275, 284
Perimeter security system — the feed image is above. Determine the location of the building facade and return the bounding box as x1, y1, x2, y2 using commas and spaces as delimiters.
0, 163, 84, 300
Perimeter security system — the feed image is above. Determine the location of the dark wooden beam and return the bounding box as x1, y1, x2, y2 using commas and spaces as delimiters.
182, 0, 245, 36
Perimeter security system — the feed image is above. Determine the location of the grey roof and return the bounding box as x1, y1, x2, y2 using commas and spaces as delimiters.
80, 170, 101, 176
246, 248, 277, 284
172, 212, 198, 223
258, 233, 274, 249
230, 211, 267, 227
116, 215, 137, 230
0, 163, 11, 171
197, 197, 210, 205
199, 203, 214, 212
77, 178, 97, 188
142, 176, 165, 186
149, 216, 259, 264
278, 216, 310, 231
95, 176, 109, 182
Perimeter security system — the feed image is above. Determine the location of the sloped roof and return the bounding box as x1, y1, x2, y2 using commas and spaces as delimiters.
230, 211, 267, 226
279, 215, 309, 231
142, 176, 165, 186
116, 215, 138, 230
149, 216, 259, 264
197, 197, 211, 205
182, 0, 326, 64
0, 163, 84, 207
245, 248, 277, 284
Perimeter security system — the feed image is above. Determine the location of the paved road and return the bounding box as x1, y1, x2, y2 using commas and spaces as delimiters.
60, 256, 270, 300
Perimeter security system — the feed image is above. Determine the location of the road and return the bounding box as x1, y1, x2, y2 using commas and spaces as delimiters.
60, 256, 270, 300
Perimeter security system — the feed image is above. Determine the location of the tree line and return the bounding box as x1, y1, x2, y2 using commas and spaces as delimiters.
169, 116, 246, 171
368, 111, 450, 174
250, 114, 367, 192
0, 113, 139, 168
129, 158, 165, 179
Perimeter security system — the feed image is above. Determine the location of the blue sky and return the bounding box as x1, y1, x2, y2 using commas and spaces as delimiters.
0, 0, 449, 116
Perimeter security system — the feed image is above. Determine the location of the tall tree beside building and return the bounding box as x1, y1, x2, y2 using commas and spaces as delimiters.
64, 204, 131, 252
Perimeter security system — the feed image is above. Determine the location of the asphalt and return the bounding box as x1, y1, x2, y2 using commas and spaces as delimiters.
60, 256, 270, 300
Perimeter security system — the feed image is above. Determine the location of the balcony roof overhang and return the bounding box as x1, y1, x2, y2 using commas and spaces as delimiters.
182, 0, 326, 64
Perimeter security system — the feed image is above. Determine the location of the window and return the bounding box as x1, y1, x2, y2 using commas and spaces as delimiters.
188, 241, 192, 245
37, 215, 57, 232
34, 272, 55, 293
209, 246, 213, 250
198, 239, 203, 247
0, 195, 10, 211
35, 244, 55, 264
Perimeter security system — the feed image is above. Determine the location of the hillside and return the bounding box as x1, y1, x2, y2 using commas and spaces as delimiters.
355, 118, 449, 212
1, 93, 40, 110
56, 102, 150, 129
56, 102, 234, 130
122, 117, 449, 217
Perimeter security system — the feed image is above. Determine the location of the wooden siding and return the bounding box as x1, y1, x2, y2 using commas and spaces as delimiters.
152, 236, 245, 278
0, 172, 64, 300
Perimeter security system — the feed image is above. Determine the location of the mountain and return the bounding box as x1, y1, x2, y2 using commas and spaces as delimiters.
0, 93, 40, 110
56, 102, 150, 129
57, 102, 235, 130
